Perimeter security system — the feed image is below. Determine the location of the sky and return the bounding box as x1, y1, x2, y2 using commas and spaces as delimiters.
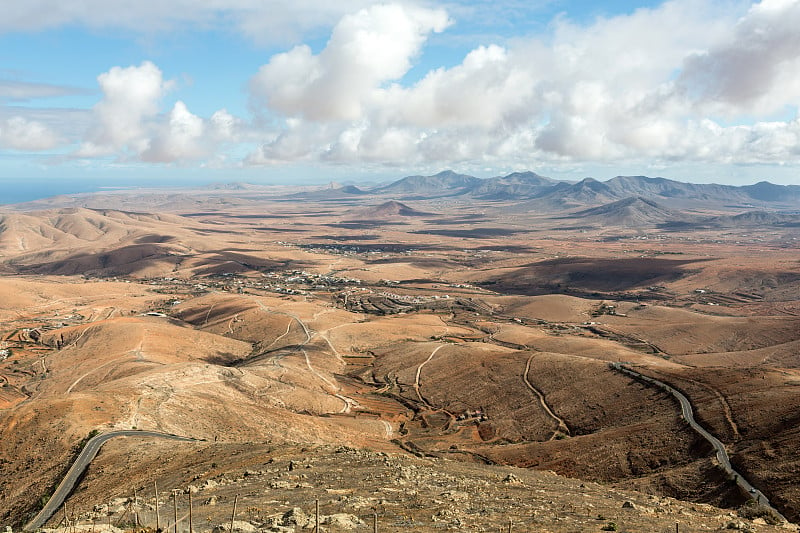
1, 0, 800, 186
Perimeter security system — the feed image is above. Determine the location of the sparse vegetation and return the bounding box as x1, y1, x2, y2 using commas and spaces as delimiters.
737, 501, 782, 525
1, 182, 800, 530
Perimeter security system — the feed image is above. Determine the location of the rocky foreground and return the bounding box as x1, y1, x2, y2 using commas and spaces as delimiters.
25, 442, 799, 533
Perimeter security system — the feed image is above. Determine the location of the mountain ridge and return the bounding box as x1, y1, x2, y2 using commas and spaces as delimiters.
370, 171, 800, 209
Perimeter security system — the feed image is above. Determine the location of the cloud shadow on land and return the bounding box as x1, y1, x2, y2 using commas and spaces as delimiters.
480, 257, 712, 296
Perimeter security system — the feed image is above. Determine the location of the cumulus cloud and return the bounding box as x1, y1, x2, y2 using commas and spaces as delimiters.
385, 44, 538, 129
250, 4, 450, 121
77, 61, 243, 163
676, 0, 800, 116
246, 0, 800, 169
0, 116, 61, 150
78, 61, 170, 157
7, 0, 800, 172
140, 101, 205, 162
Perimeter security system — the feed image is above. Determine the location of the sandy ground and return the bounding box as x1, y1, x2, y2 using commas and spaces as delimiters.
1, 193, 799, 527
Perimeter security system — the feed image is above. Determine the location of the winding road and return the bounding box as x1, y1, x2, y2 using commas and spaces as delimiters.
23, 430, 199, 532
523, 354, 570, 440
251, 299, 357, 413
414, 345, 446, 409
611, 363, 787, 523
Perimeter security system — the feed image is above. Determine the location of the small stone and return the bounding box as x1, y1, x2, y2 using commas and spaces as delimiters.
502, 473, 522, 484
440, 491, 469, 501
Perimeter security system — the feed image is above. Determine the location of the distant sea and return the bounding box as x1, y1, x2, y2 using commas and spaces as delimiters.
0, 179, 108, 205
0, 178, 187, 205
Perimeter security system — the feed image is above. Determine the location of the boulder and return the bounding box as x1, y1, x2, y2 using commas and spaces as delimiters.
213, 520, 257, 533
322, 514, 363, 530
281, 508, 309, 528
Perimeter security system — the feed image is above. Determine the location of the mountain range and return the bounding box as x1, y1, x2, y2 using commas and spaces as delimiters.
364, 170, 800, 210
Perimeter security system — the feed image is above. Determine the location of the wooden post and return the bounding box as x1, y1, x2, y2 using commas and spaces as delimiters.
372, 512, 377, 533
134, 487, 140, 527
63, 503, 69, 529
315, 499, 320, 533
676, 522, 679, 533
155, 480, 161, 532
108, 501, 112, 530
229, 494, 239, 533
188, 490, 194, 533
173, 491, 178, 533
508, 518, 513, 533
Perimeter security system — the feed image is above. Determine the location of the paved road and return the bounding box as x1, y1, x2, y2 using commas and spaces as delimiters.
611, 363, 787, 523
24, 430, 199, 531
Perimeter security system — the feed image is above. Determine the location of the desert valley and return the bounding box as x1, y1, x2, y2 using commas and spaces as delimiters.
1, 171, 800, 532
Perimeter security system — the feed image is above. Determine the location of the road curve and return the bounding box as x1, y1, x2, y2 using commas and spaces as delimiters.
610, 363, 787, 523
414, 345, 445, 409
523, 354, 570, 439
24, 430, 199, 531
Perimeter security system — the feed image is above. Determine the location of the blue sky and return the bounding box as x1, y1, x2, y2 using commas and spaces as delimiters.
1, 0, 799, 186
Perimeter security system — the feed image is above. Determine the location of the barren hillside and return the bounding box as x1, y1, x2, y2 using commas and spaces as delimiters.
1, 190, 799, 530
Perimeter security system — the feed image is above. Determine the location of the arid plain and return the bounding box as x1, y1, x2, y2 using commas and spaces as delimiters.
1, 172, 800, 532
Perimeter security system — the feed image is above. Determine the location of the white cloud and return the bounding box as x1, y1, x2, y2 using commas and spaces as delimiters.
0, 80, 89, 102
247, 0, 800, 170
385, 44, 538, 129
7, 0, 800, 173
0, 0, 378, 45
675, 0, 800, 116
250, 4, 450, 121
141, 101, 205, 162
78, 61, 170, 157
209, 109, 239, 141
76, 62, 245, 163
0, 116, 61, 150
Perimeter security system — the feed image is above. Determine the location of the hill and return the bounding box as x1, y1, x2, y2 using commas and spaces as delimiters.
604, 175, 800, 208
708, 210, 800, 227
374, 170, 480, 197
0, 208, 189, 257
288, 184, 367, 200
39, 441, 793, 533
346, 200, 430, 219
564, 196, 683, 227
371, 172, 800, 210
2, 190, 800, 529
604, 175, 747, 202
470, 171, 556, 199
742, 181, 800, 202
512, 178, 621, 211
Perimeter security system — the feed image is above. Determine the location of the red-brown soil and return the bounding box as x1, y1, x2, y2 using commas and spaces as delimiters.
1, 189, 799, 528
